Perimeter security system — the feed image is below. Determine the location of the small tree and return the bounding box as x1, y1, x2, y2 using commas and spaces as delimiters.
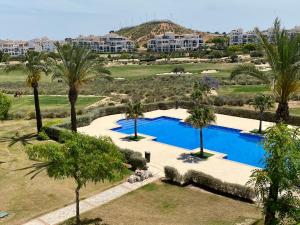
248, 124, 300, 225
185, 106, 216, 158
0, 50, 10, 63
25, 132, 126, 225
0, 92, 12, 120
172, 66, 185, 74
250, 94, 274, 133
125, 100, 144, 140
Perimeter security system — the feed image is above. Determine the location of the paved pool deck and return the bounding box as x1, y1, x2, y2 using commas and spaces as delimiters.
79, 108, 274, 185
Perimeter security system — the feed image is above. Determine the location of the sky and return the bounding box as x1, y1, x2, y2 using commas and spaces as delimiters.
0, 0, 300, 40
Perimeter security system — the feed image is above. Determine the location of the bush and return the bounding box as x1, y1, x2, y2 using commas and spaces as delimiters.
164, 166, 182, 183
119, 148, 147, 170
119, 148, 134, 161
250, 51, 264, 58
127, 152, 147, 170
208, 50, 223, 59
164, 167, 255, 202
0, 92, 11, 120
37, 130, 49, 140
172, 66, 185, 74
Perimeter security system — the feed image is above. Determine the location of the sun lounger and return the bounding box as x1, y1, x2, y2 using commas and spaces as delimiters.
0, 211, 8, 218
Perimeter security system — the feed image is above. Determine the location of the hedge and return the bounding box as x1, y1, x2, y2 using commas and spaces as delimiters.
54, 101, 178, 130
164, 166, 255, 202
164, 166, 182, 184
45, 100, 300, 140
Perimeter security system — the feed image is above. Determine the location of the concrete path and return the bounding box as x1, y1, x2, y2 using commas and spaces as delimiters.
23, 165, 163, 225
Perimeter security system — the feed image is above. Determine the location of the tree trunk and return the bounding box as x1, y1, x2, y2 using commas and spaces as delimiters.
32, 83, 42, 133
75, 184, 80, 225
276, 101, 289, 123
200, 128, 204, 158
259, 111, 263, 134
264, 181, 279, 225
68, 87, 78, 132
134, 118, 138, 139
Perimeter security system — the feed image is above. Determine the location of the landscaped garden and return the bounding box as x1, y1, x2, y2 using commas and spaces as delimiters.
0, 120, 126, 225
0, 19, 300, 225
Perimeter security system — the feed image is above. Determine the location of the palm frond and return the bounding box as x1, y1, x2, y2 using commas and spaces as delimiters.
231, 64, 269, 82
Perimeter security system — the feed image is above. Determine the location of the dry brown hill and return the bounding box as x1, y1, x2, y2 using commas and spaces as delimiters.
115, 20, 219, 46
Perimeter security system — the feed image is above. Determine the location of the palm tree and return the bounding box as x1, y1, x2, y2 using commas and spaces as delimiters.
50, 42, 110, 132
250, 94, 274, 133
185, 106, 216, 158
231, 18, 300, 122
125, 100, 144, 140
5, 51, 48, 132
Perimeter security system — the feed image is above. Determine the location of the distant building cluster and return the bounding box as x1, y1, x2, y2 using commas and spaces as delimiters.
228, 26, 300, 45
0, 37, 55, 57
2, 25, 300, 57
65, 33, 135, 53
147, 32, 204, 52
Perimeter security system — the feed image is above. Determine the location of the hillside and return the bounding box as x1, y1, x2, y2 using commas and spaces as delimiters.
115, 20, 217, 46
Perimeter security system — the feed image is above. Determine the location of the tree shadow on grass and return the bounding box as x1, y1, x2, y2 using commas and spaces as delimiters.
177, 153, 203, 164
0, 132, 37, 147
63, 217, 108, 225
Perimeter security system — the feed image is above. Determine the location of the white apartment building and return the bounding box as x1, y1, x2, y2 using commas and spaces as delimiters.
0, 37, 56, 57
67, 33, 134, 53
229, 26, 300, 45
228, 29, 257, 45
0, 40, 29, 56
147, 32, 204, 52
28, 37, 56, 52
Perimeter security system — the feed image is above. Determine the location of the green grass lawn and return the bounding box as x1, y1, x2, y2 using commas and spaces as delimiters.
289, 107, 300, 116
0, 119, 126, 225
220, 85, 271, 95
0, 68, 52, 83
68, 182, 262, 225
108, 62, 235, 78
0, 63, 236, 82
9, 95, 102, 115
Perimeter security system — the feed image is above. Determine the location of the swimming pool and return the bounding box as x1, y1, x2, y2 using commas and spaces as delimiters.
112, 116, 265, 168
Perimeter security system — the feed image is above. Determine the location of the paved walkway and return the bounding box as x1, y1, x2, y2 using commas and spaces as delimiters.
23, 165, 163, 225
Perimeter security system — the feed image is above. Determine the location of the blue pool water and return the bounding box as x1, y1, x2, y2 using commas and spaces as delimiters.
112, 116, 266, 168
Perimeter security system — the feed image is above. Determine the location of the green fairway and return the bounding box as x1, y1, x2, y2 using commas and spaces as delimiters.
0, 68, 52, 83
107, 62, 236, 78
10, 95, 102, 115
220, 85, 271, 94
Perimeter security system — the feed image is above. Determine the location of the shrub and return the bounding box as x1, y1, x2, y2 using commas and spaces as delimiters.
164, 166, 182, 183
0, 92, 11, 120
172, 66, 185, 74
208, 50, 223, 59
27, 111, 36, 120
250, 51, 264, 58
164, 167, 255, 201
119, 148, 147, 170
127, 152, 147, 170
45, 126, 65, 141
183, 170, 255, 202
37, 130, 49, 140
119, 148, 134, 161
